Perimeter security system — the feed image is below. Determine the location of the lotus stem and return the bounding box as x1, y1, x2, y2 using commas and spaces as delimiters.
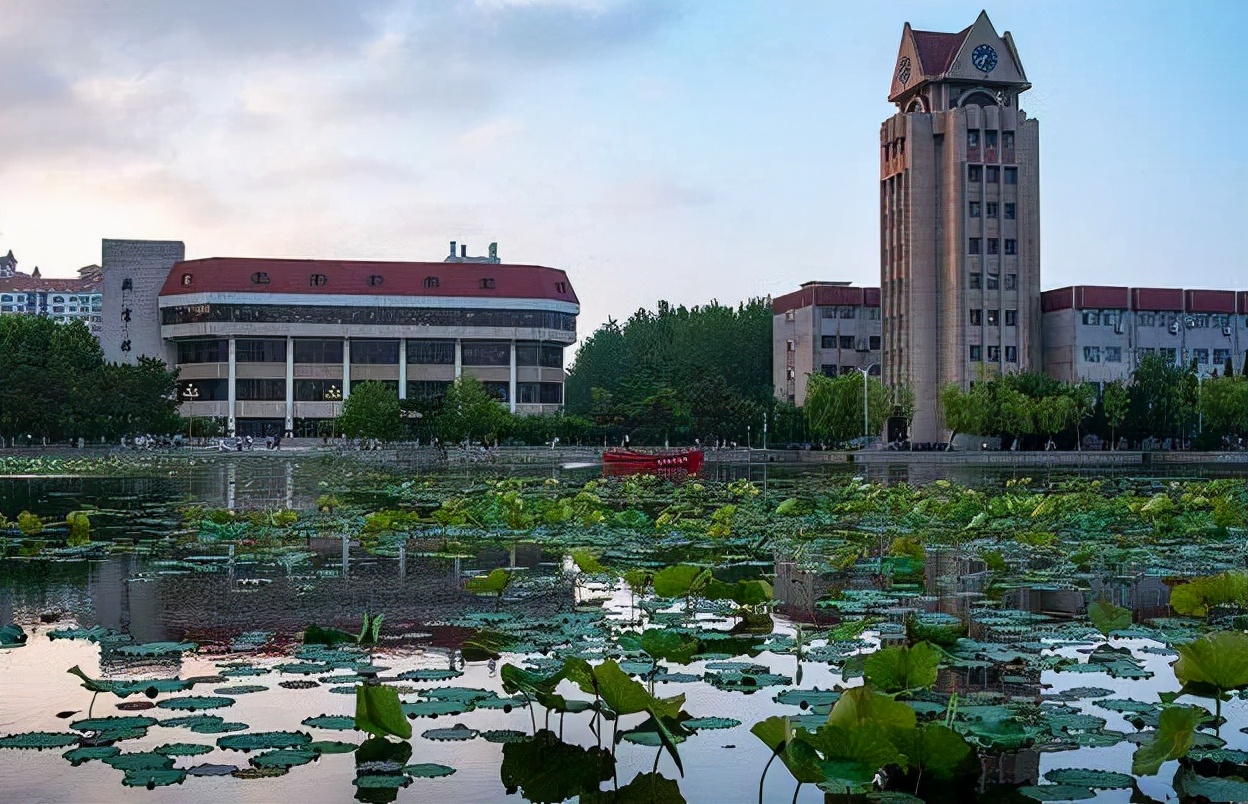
791, 781, 802, 804
758, 751, 777, 804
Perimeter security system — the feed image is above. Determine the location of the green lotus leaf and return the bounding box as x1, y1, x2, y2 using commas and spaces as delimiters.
1093, 698, 1156, 714
465, 568, 511, 594
1170, 572, 1248, 618
213, 685, 268, 695
421, 724, 478, 741
249, 749, 319, 769
806, 724, 903, 793
394, 669, 462, 682
71, 716, 158, 733
0, 623, 28, 647
638, 629, 699, 665
404, 763, 456, 778
1087, 599, 1132, 636
63, 745, 121, 763
103, 751, 175, 770
355, 684, 412, 740
353, 774, 413, 789
401, 700, 470, 718
121, 769, 186, 788
301, 715, 356, 731
652, 565, 711, 599
1043, 768, 1134, 789
1075, 730, 1126, 748
1018, 785, 1095, 801
156, 696, 236, 711
863, 642, 940, 692
482, 729, 530, 744
0, 731, 80, 749
827, 686, 917, 731
774, 689, 842, 709
1172, 767, 1248, 802
750, 716, 824, 784
1132, 705, 1204, 775
420, 686, 498, 704
500, 730, 615, 803
307, 740, 358, 754
581, 771, 686, 803
684, 717, 740, 730
155, 743, 213, 756
217, 731, 312, 751
885, 723, 972, 780
221, 666, 270, 678
1174, 631, 1248, 696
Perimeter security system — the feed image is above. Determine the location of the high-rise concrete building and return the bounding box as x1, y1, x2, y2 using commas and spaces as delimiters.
880, 11, 1041, 443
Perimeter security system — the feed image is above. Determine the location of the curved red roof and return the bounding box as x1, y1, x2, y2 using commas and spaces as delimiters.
159, 257, 578, 305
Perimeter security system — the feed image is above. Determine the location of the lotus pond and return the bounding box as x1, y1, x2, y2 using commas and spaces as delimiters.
1, 457, 1247, 803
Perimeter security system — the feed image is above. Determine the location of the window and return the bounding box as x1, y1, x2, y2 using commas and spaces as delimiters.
236, 379, 286, 401
821, 336, 836, 349
839, 366, 857, 376
462, 340, 510, 366
969, 238, 982, 255
177, 379, 228, 401
1005, 273, 1017, 290
1004, 239, 1016, 255
1214, 348, 1231, 365
968, 165, 982, 182
987, 309, 999, 326
839, 335, 854, 349
986, 273, 999, 290
351, 339, 400, 364
480, 278, 496, 289
969, 309, 982, 326
181, 273, 193, 286
868, 307, 880, 319
1193, 348, 1210, 364
235, 339, 286, 362
986, 202, 998, 218
1004, 202, 1015, 220
1004, 167, 1017, 184
969, 345, 982, 361
121, 278, 133, 290
176, 339, 228, 364
839, 306, 856, 319
969, 201, 981, 217
424, 276, 439, 289
482, 381, 510, 402
986, 166, 999, 182
162, 304, 577, 332
1083, 346, 1101, 363
1105, 347, 1123, 363
1005, 346, 1017, 362
821, 365, 837, 377
1100, 311, 1118, 327
407, 380, 451, 401
367, 274, 384, 287
251, 272, 270, 285
1003, 132, 1014, 148
1082, 310, 1099, 326
967, 130, 980, 148
984, 130, 998, 148
310, 273, 328, 287
555, 282, 567, 294
987, 345, 1000, 361
294, 379, 345, 401
1005, 310, 1017, 327
869, 335, 881, 350
987, 238, 999, 255
406, 339, 454, 365
1160, 347, 1177, 363
969, 272, 982, 289
294, 338, 343, 363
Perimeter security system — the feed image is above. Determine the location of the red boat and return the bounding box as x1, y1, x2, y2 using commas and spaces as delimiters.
602, 448, 704, 478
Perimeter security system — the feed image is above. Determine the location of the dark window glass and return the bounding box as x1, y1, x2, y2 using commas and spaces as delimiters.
986, 166, 999, 182
987, 273, 1000, 290
1004, 167, 1017, 184
294, 379, 344, 401
1005, 310, 1017, 326
1005, 346, 1017, 362
987, 345, 1000, 361
970, 309, 982, 326
176, 339, 228, 364
540, 345, 563, 368
310, 274, 328, 287
462, 341, 510, 366
986, 202, 998, 218
160, 305, 577, 332
424, 276, 439, 288
235, 338, 286, 363
407, 380, 450, 400
1002, 132, 1014, 148
177, 379, 228, 401
968, 165, 982, 182
122, 278, 133, 290
969, 238, 981, 254
969, 345, 982, 361
821, 336, 836, 349
969, 272, 982, 289
517, 383, 540, 404
839, 335, 854, 349
985, 130, 998, 147
351, 339, 399, 364
1005, 273, 1017, 290
406, 339, 454, 364
1004, 202, 1016, 219
820, 365, 837, 377
482, 381, 509, 402
1004, 239, 1016, 255
969, 201, 981, 218
539, 383, 563, 404
251, 272, 270, 285
294, 339, 343, 363
236, 379, 286, 401
967, 130, 979, 148
987, 238, 999, 255
517, 343, 541, 366
869, 335, 881, 350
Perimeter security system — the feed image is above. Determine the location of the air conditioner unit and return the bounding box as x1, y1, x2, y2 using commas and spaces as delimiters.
1169, 322, 1181, 335
1223, 327, 1233, 337
1185, 316, 1195, 328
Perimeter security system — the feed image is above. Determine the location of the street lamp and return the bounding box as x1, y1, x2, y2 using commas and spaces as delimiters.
855, 364, 880, 440
182, 384, 200, 442
324, 385, 343, 438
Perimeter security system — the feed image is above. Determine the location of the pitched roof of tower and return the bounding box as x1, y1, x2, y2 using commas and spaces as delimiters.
910, 25, 971, 75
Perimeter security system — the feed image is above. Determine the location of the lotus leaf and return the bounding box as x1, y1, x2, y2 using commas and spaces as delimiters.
354, 684, 412, 740
1169, 572, 1248, 618
750, 716, 825, 784
885, 723, 972, 780
232, 766, 288, 779
652, 565, 710, 599
353, 774, 413, 789
500, 730, 615, 803
186, 764, 239, 776
0, 731, 81, 749
157, 696, 236, 711
71, 715, 158, 733
401, 700, 471, 717
121, 769, 186, 788
155, 742, 213, 756
103, 751, 175, 770
465, 568, 512, 594
250, 749, 319, 769
279, 679, 320, 690
301, 715, 356, 730
1087, 599, 1132, 636
420, 686, 498, 703
774, 689, 842, 709
863, 642, 940, 692
827, 687, 916, 731
1132, 705, 1204, 775
1174, 631, 1248, 698
1043, 768, 1134, 788
807, 724, 903, 794
684, 717, 740, 730
63, 745, 121, 763
213, 685, 268, 695
221, 666, 270, 678
307, 740, 358, 754
0, 623, 28, 647
421, 724, 478, 741
1017, 785, 1095, 801
1172, 767, 1248, 803
394, 669, 462, 681
404, 763, 456, 778
482, 729, 529, 743
581, 771, 686, 804
217, 731, 312, 751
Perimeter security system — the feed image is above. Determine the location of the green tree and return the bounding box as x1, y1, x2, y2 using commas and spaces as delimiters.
1126, 353, 1195, 444
939, 384, 980, 447
1068, 382, 1099, 450
435, 376, 509, 445
338, 381, 403, 441
1033, 394, 1075, 446
1200, 375, 1248, 440
806, 372, 890, 443
1102, 379, 1130, 449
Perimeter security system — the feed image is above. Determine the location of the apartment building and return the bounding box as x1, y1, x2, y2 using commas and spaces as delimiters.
772, 282, 882, 406
0, 250, 104, 337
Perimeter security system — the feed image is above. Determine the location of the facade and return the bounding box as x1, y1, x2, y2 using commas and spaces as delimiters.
880, 11, 1041, 443
772, 282, 882, 406
1042, 286, 1248, 384
120, 244, 580, 437
0, 250, 104, 337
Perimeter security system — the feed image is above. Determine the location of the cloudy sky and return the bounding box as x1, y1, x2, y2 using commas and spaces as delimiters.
2, 0, 1245, 341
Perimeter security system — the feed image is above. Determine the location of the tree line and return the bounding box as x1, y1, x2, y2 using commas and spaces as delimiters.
0, 316, 181, 444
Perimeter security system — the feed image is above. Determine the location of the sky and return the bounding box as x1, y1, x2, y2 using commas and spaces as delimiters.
1, 0, 1245, 344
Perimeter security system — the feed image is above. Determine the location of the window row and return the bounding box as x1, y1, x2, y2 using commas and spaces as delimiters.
820, 365, 882, 377
176, 378, 563, 403
968, 309, 1017, 327
1082, 346, 1124, 363
820, 335, 881, 350
968, 201, 1016, 219
176, 337, 565, 367
968, 272, 1018, 290
968, 345, 1018, 362
162, 304, 576, 332
966, 130, 1015, 149
1081, 311, 1237, 329
967, 165, 1018, 184
968, 238, 1017, 255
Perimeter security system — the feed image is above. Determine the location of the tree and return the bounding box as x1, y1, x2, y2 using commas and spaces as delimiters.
338, 381, 403, 441
1225, 355, 1236, 378
1102, 379, 1129, 449
435, 376, 509, 445
890, 383, 916, 444
1033, 395, 1075, 447
1200, 375, 1248, 439
805, 372, 889, 444
939, 384, 980, 447
1126, 353, 1194, 444
1068, 382, 1098, 450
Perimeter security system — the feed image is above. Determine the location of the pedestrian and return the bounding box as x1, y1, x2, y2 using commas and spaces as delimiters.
245, 435, 254, 451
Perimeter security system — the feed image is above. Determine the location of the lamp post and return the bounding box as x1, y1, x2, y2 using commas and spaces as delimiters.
855, 364, 880, 441
324, 385, 343, 439
182, 384, 200, 443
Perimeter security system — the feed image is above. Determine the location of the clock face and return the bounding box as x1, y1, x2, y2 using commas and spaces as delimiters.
971, 44, 998, 73
896, 56, 911, 86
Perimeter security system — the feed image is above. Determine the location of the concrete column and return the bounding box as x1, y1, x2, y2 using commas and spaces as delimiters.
454, 339, 462, 379
509, 339, 517, 414
227, 337, 237, 434
342, 338, 351, 399
398, 338, 407, 400
284, 336, 294, 432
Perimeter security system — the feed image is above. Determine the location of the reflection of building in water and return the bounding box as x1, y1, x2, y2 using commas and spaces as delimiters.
983, 749, 1040, 787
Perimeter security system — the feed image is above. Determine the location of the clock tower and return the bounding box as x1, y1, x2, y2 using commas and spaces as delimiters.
880, 11, 1040, 444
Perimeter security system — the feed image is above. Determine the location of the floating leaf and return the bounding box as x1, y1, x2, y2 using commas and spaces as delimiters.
774, 689, 842, 709
186, 764, 239, 777
1170, 572, 1248, 618
116, 641, 196, 656
0, 623, 28, 647
404, 763, 456, 778
465, 568, 511, 594
63, 745, 120, 764
401, 700, 471, 718
684, 717, 740, 730
155, 743, 213, 756
1017, 785, 1095, 801
217, 731, 312, 751
393, 669, 462, 682
1172, 767, 1248, 802
302, 715, 356, 731
308, 740, 358, 754
1043, 768, 1134, 789
103, 751, 175, 770
121, 769, 186, 788
0, 731, 80, 749
886, 723, 972, 780
581, 771, 686, 803
71, 716, 158, 733
354, 775, 413, 789
214, 685, 267, 695
157, 696, 236, 711
421, 724, 478, 741
482, 729, 529, 744
250, 749, 318, 769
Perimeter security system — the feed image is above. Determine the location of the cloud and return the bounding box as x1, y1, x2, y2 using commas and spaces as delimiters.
601, 174, 715, 211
